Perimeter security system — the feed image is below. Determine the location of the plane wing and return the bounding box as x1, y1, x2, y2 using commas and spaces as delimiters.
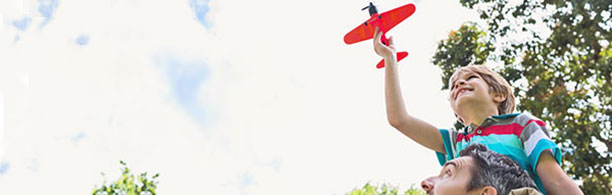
343, 3, 416, 45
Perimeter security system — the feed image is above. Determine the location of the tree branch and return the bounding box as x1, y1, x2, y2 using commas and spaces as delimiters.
594, 171, 612, 194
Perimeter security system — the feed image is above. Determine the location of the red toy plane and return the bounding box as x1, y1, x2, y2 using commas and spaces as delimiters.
344, 2, 416, 69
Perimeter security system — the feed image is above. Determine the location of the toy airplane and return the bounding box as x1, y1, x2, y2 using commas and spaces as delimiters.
344, 2, 416, 69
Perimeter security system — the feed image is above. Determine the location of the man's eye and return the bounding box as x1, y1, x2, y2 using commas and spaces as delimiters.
467, 75, 478, 80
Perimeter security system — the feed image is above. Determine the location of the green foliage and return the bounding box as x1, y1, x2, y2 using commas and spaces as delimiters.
346, 183, 425, 195
432, 22, 494, 90
402, 184, 425, 195
433, 0, 612, 194
432, 22, 495, 130
92, 161, 160, 195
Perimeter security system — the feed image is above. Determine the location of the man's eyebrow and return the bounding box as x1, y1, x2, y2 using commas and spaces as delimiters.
443, 161, 458, 168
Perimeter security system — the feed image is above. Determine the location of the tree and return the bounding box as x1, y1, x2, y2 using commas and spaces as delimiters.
432, 0, 612, 194
431, 22, 494, 130
345, 183, 424, 195
92, 161, 160, 195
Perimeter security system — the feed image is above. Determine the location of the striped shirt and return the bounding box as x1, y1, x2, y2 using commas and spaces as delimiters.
435, 113, 561, 194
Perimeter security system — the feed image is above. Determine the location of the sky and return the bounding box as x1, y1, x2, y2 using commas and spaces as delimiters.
0, 0, 479, 194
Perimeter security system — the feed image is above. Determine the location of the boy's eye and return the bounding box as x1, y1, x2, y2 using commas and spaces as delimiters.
467, 75, 478, 80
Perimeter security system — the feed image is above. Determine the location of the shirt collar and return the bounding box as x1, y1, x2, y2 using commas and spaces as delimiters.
463, 113, 520, 133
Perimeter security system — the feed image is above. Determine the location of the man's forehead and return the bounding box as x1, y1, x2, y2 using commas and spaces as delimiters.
444, 156, 473, 168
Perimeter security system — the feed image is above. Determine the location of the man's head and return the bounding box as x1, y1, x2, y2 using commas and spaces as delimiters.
421, 144, 537, 195
448, 66, 515, 124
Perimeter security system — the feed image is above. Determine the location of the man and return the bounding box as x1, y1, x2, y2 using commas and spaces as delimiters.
421, 144, 541, 195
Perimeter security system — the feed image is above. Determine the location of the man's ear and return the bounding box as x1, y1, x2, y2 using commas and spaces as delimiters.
480, 186, 497, 195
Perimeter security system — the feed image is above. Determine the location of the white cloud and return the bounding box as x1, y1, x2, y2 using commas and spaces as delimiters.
0, 0, 479, 194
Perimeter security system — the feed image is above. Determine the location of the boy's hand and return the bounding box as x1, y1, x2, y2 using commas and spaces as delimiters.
373, 27, 396, 59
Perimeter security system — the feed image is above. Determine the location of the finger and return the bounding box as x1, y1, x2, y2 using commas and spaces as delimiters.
373, 27, 382, 54
388, 36, 394, 47
374, 27, 379, 38
373, 27, 380, 45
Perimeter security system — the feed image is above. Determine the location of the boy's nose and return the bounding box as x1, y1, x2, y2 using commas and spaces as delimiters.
457, 79, 466, 86
421, 176, 436, 192
453, 79, 467, 90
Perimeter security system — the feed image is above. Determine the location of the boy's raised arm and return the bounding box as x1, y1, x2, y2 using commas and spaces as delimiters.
373, 28, 445, 153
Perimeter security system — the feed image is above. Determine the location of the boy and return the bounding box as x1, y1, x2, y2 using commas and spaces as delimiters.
372, 28, 582, 195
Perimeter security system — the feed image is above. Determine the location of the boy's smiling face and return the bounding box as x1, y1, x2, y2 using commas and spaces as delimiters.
450, 71, 488, 102
449, 70, 499, 122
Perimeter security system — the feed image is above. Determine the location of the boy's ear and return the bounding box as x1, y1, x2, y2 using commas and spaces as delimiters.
492, 92, 507, 104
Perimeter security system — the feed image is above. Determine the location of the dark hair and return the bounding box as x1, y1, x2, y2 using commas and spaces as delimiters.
459, 144, 538, 194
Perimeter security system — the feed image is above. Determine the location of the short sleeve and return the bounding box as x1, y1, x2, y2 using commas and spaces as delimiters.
436, 128, 459, 165
518, 113, 562, 173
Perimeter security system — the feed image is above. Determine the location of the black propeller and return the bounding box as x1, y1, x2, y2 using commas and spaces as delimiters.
361, 2, 378, 16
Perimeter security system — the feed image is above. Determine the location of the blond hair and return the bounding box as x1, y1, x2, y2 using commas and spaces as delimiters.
449, 65, 515, 115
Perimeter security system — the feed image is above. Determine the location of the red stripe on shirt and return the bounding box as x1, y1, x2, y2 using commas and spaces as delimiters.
457, 133, 465, 142
525, 119, 546, 127
457, 123, 523, 142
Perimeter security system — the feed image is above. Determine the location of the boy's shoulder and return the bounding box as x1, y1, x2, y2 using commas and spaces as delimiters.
497, 112, 552, 137
444, 112, 546, 133
492, 112, 543, 127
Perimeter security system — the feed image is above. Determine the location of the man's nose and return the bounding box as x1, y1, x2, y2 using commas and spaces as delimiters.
421, 176, 436, 192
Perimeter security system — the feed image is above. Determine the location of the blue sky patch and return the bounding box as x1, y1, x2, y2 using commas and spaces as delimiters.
12, 17, 32, 31
76, 34, 89, 46
154, 54, 210, 125
262, 159, 281, 172
38, 0, 59, 28
70, 131, 86, 143
189, 0, 211, 29
237, 171, 255, 189
0, 161, 9, 175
